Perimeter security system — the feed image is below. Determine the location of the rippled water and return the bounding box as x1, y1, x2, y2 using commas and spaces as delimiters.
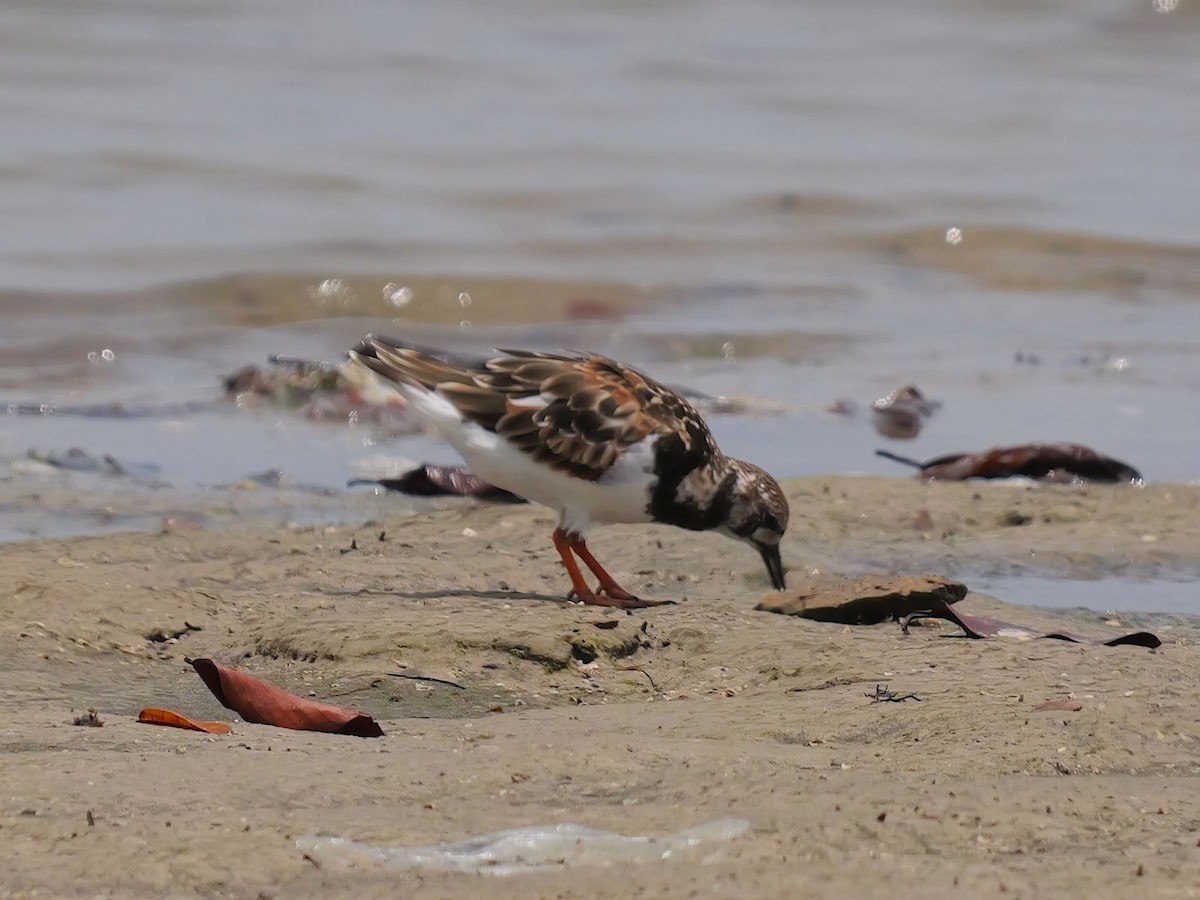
1, 0, 1198, 540
3, 0, 1199, 289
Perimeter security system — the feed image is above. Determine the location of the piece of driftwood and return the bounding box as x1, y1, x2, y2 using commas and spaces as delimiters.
877, 443, 1142, 484
350, 463, 526, 503
755, 575, 967, 624
899, 599, 1160, 648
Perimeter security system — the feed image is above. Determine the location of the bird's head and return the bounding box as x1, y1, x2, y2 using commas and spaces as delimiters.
722, 461, 789, 591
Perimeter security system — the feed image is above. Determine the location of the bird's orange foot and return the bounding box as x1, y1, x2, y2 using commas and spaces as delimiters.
554, 528, 674, 608
567, 586, 674, 609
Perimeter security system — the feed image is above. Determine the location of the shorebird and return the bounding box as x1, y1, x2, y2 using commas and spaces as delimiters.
347, 335, 789, 608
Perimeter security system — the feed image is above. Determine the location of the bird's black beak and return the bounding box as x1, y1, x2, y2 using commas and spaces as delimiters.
759, 543, 787, 591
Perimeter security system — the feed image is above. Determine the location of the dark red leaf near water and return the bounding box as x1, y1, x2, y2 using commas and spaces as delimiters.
899, 599, 1160, 649
877, 443, 1142, 484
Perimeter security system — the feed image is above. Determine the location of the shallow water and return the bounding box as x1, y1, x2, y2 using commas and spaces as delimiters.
3, 0, 1198, 290
974, 574, 1199, 617
1, 0, 1198, 614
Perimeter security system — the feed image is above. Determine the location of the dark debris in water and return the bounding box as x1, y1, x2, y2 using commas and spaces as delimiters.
213, 467, 338, 496
223, 355, 417, 430
826, 384, 940, 439
4, 401, 215, 419
870, 384, 941, 440
26, 447, 168, 486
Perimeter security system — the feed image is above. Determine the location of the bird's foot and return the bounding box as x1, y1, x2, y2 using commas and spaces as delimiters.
567, 586, 674, 609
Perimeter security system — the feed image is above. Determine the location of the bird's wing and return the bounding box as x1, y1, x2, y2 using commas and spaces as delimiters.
354, 337, 716, 482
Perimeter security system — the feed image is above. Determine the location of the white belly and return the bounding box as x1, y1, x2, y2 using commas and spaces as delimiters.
390, 381, 657, 533
460, 427, 656, 533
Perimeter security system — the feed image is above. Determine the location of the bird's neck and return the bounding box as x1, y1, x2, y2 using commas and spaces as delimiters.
648, 448, 736, 532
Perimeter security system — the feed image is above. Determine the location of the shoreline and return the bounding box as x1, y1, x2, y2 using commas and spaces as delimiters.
3, 474, 1197, 587
4, 476, 1200, 897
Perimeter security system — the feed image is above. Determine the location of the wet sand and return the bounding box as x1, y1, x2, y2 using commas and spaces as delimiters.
4, 477, 1200, 898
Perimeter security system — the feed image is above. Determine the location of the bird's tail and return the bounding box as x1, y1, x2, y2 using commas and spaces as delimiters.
347, 334, 487, 393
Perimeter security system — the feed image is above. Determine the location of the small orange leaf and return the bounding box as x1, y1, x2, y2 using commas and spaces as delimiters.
1035, 699, 1083, 712
137, 707, 232, 734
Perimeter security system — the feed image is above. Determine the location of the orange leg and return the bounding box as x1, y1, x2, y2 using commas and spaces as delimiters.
552, 528, 597, 601
570, 536, 641, 602
551, 528, 670, 609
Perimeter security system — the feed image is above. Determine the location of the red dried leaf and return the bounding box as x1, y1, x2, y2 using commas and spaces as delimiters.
878, 443, 1141, 484
1035, 699, 1084, 712
189, 659, 384, 737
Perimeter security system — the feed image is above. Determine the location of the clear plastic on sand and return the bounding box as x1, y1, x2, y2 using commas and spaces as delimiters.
296, 818, 750, 875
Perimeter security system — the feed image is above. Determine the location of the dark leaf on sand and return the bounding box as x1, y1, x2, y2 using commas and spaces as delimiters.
877, 443, 1142, 484
900, 599, 1161, 649
350, 463, 527, 504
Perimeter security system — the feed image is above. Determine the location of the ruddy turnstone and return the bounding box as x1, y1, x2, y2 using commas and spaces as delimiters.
347, 335, 789, 608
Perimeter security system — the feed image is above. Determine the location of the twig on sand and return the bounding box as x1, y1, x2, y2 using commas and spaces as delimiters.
145, 622, 202, 643
388, 673, 467, 691
866, 684, 921, 703
617, 665, 658, 690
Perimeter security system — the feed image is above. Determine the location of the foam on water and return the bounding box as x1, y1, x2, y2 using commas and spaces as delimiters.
296, 818, 751, 875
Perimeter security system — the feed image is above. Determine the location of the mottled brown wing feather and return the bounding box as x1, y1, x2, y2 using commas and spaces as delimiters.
367, 342, 478, 389
356, 337, 713, 482
482, 351, 711, 481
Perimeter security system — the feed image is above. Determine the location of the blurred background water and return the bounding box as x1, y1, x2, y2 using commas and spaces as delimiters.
1, 0, 1198, 542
